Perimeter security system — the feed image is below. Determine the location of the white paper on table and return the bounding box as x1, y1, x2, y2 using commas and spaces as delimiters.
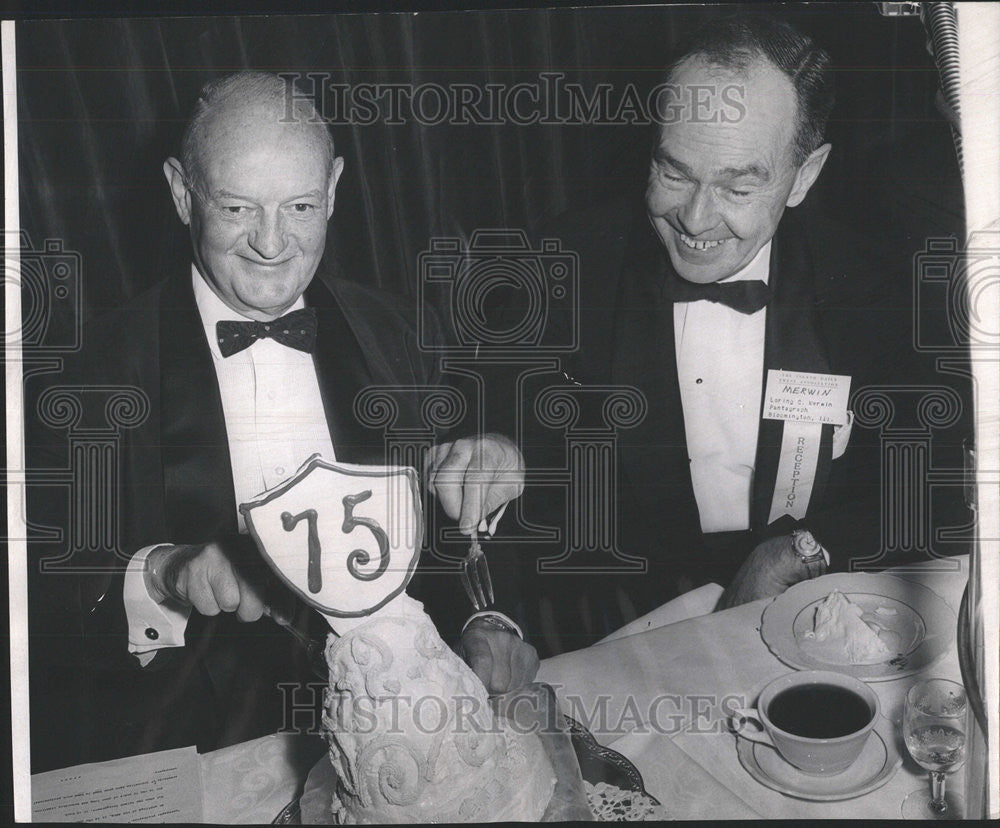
30, 745, 203, 823
607, 729, 762, 820
598, 583, 724, 643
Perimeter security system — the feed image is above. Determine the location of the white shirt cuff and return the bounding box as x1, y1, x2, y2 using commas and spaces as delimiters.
125, 544, 192, 660
461, 610, 523, 640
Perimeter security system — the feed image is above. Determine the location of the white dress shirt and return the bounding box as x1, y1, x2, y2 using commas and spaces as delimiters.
674, 242, 771, 534
125, 267, 336, 657
192, 267, 337, 525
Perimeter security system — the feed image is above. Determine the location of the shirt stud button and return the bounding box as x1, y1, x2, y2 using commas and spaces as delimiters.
695, 378, 703, 384
145, 627, 159, 640
275, 466, 285, 476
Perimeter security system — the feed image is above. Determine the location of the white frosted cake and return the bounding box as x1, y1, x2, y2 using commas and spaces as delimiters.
322, 595, 557, 823
238, 456, 563, 822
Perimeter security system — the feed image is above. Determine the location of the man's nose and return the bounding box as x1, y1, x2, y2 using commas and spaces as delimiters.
676, 185, 718, 237
247, 210, 287, 259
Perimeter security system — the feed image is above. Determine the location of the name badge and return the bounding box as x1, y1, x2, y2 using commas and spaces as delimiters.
763, 369, 851, 425
764, 370, 851, 524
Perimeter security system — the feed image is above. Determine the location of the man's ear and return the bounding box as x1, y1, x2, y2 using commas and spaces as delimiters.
163, 157, 193, 225
326, 156, 345, 219
786, 143, 831, 208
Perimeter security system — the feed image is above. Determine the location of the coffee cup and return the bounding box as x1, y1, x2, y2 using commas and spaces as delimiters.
729, 670, 880, 775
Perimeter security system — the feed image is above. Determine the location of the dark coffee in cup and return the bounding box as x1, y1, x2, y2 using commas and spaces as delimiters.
767, 683, 874, 739
729, 670, 882, 774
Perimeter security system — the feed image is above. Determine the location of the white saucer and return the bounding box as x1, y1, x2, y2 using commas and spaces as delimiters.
736, 715, 902, 801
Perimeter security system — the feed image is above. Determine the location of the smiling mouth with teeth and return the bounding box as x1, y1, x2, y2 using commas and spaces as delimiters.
679, 233, 725, 251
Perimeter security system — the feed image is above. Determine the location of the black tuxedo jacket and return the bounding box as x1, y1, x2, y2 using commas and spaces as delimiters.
26, 269, 448, 771
501, 192, 955, 649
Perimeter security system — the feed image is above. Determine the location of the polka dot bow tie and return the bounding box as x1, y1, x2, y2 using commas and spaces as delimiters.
216, 307, 317, 358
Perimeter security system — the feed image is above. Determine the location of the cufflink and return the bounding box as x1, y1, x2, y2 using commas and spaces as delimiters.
145, 627, 159, 640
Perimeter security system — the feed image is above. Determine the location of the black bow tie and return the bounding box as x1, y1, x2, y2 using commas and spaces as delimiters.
216, 307, 317, 357
667, 275, 770, 314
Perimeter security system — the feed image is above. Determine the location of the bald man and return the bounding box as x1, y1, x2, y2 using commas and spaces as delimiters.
27, 71, 531, 771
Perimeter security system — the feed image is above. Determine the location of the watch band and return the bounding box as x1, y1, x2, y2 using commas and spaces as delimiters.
461, 610, 524, 640
791, 529, 829, 577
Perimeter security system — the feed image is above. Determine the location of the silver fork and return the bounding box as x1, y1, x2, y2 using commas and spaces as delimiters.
460, 502, 507, 611
461, 532, 493, 610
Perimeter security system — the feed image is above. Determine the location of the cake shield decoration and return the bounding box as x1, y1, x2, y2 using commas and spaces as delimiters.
239, 453, 422, 618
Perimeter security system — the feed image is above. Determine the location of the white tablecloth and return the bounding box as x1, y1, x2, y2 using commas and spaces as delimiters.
199, 556, 969, 821
537, 556, 969, 819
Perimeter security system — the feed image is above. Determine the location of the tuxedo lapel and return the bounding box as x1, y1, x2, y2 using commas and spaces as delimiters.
750, 216, 835, 529
158, 274, 238, 542
306, 277, 388, 466
157, 272, 395, 544
613, 214, 700, 534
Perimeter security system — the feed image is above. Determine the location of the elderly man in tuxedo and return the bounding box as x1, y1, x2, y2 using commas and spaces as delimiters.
27, 71, 531, 771
507, 13, 935, 652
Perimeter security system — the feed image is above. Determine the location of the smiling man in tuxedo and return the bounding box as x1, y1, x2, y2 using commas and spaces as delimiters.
27, 71, 532, 771
639, 18, 836, 602
510, 13, 931, 649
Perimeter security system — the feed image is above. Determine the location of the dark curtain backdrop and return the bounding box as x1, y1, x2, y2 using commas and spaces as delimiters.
16, 3, 945, 321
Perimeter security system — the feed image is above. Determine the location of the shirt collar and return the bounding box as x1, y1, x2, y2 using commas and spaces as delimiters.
191, 264, 306, 360
719, 240, 772, 286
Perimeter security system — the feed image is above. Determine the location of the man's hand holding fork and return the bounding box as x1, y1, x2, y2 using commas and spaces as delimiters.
425, 433, 538, 695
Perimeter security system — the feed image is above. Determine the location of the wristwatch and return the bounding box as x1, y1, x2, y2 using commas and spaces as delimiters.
791, 529, 829, 576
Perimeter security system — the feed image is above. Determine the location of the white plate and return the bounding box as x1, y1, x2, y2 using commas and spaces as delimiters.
760, 573, 956, 681
736, 715, 902, 802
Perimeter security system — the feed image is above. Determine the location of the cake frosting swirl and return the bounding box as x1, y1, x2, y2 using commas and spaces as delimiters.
322, 595, 556, 823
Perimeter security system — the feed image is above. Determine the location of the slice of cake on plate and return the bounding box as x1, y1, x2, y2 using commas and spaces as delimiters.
805, 590, 892, 664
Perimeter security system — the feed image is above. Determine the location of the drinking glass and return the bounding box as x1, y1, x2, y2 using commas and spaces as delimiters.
962, 436, 976, 513
901, 678, 968, 819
